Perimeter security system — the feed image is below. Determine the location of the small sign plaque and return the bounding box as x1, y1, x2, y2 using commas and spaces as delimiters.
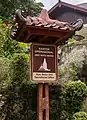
30, 44, 58, 83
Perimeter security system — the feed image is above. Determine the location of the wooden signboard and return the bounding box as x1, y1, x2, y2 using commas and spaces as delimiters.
30, 43, 58, 83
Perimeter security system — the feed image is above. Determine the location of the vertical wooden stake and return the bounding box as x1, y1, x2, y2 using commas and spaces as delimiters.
37, 84, 43, 120
37, 83, 49, 120
44, 83, 49, 120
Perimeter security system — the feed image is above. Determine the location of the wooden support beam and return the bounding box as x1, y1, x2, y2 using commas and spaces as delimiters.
37, 83, 49, 120
37, 84, 43, 120
44, 83, 49, 120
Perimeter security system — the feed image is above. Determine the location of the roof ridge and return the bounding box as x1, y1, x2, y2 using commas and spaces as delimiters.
48, 1, 87, 14
77, 2, 87, 5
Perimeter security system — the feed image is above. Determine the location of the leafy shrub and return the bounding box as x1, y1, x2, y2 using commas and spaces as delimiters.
0, 57, 10, 89
0, 53, 37, 120
60, 81, 87, 120
72, 111, 87, 120
10, 53, 29, 84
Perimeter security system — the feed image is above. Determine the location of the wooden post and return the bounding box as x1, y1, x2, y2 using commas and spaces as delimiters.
44, 84, 49, 120
37, 84, 43, 120
37, 83, 49, 120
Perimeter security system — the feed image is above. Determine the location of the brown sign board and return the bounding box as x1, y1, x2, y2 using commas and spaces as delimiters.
30, 44, 58, 83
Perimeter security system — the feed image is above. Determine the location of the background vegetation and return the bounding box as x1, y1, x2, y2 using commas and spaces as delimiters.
0, 0, 87, 120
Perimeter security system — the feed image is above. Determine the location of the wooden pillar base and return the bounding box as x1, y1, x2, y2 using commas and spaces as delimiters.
37, 83, 49, 120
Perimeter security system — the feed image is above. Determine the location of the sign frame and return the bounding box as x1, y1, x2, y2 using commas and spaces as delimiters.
30, 43, 58, 83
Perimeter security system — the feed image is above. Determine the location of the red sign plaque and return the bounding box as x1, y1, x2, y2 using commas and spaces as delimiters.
30, 44, 58, 83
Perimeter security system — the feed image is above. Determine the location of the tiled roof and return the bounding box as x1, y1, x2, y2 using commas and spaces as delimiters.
10, 9, 83, 45
23, 10, 73, 31
16, 9, 79, 31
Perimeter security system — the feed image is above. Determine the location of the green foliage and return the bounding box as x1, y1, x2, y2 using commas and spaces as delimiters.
0, 0, 44, 21
0, 51, 37, 120
58, 41, 87, 83
0, 2, 44, 118
49, 85, 61, 120
10, 53, 29, 84
60, 81, 87, 120
0, 2, 44, 119
0, 3, 87, 120
0, 52, 36, 120
59, 64, 78, 84
58, 26, 87, 84
72, 112, 87, 120
0, 57, 10, 90
68, 38, 76, 46
0, 19, 28, 57
0, 83, 37, 120
0, 20, 16, 56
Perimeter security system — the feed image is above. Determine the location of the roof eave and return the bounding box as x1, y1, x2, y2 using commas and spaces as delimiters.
48, 2, 87, 15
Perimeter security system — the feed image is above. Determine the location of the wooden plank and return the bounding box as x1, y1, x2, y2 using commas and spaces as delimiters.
37, 84, 43, 120
27, 27, 68, 38
44, 84, 49, 120
37, 84, 49, 120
